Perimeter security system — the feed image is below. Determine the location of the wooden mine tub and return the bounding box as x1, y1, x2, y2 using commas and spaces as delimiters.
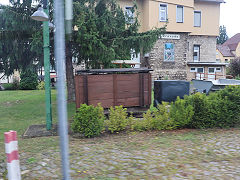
75, 68, 152, 109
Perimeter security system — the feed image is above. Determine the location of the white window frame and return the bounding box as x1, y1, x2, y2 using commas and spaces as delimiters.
190, 67, 196, 72
176, 5, 184, 23
125, 6, 134, 24
194, 11, 201, 27
208, 67, 216, 74
216, 67, 222, 72
159, 4, 167, 22
193, 45, 200, 62
190, 67, 204, 73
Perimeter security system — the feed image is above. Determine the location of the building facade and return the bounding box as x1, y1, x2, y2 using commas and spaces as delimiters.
118, 0, 226, 81
216, 33, 240, 63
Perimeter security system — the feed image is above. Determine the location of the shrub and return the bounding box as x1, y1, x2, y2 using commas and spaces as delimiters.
170, 97, 194, 129
132, 102, 173, 131
153, 102, 174, 130
209, 86, 240, 127
105, 106, 128, 133
37, 81, 45, 90
229, 58, 240, 77
19, 69, 38, 90
132, 110, 154, 131
185, 93, 215, 128
71, 104, 105, 137
2, 81, 19, 90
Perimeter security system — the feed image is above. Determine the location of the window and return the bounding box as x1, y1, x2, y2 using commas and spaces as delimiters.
159, 4, 167, 22
190, 67, 196, 72
208, 67, 215, 73
164, 43, 174, 61
216, 59, 220, 63
194, 11, 201, 27
125, 7, 134, 24
190, 67, 204, 73
193, 45, 200, 62
225, 59, 229, 63
197, 67, 204, 73
216, 67, 222, 72
176, 5, 183, 23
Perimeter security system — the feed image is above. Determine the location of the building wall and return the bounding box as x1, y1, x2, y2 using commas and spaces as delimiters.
236, 43, 240, 57
148, 32, 188, 80
148, 33, 217, 80
187, 65, 226, 81
117, 0, 220, 36
117, 0, 146, 32
216, 49, 234, 63
190, 2, 220, 36
148, 0, 194, 33
187, 35, 217, 62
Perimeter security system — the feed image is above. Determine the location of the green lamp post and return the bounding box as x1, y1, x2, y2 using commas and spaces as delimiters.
31, 1, 52, 130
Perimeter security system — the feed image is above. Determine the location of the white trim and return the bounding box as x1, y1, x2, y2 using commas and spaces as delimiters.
208, 67, 216, 73
190, 67, 196, 72
159, 3, 168, 22
208, 67, 222, 73
216, 67, 222, 72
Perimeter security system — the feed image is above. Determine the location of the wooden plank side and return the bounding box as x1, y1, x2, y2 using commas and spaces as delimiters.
113, 74, 117, 106
117, 90, 140, 99
88, 84, 113, 94
87, 74, 113, 82
88, 99, 114, 108
83, 75, 88, 105
75, 76, 80, 109
116, 81, 139, 92
116, 97, 140, 107
116, 73, 139, 81
75, 76, 85, 108
139, 73, 144, 107
146, 73, 152, 106
143, 73, 149, 91
88, 92, 113, 101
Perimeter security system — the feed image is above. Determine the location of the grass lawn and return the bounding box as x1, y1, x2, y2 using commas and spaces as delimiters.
1, 90, 240, 179
0, 90, 76, 156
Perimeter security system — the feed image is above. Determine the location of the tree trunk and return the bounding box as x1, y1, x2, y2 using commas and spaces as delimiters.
65, 42, 76, 102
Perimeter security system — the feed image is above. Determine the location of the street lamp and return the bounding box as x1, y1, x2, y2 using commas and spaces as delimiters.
31, 1, 52, 130
31, 6, 49, 21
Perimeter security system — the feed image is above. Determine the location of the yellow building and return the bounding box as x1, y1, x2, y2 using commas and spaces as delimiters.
216, 45, 234, 63
118, 0, 226, 81
216, 33, 240, 63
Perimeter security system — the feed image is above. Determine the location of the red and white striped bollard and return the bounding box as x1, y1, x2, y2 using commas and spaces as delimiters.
4, 130, 21, 180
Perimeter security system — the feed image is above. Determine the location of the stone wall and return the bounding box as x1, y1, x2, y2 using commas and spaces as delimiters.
147, 33, 188, 80
187, 35, 217, 63
146, 33, 217, 80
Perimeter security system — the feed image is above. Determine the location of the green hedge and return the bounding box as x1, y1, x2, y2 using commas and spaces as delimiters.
72, 104, 105, 137
71, 86, 240, 138
2, 82, 19, 90
19, 69, 38, 90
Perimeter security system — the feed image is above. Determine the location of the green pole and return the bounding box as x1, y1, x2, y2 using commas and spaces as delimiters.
43, 7, 52, 130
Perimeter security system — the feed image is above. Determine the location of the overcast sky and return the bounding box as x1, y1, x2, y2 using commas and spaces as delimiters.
0, 0, 239, 38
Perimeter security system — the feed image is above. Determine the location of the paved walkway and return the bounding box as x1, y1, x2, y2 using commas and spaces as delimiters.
1, 129, 240, 179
